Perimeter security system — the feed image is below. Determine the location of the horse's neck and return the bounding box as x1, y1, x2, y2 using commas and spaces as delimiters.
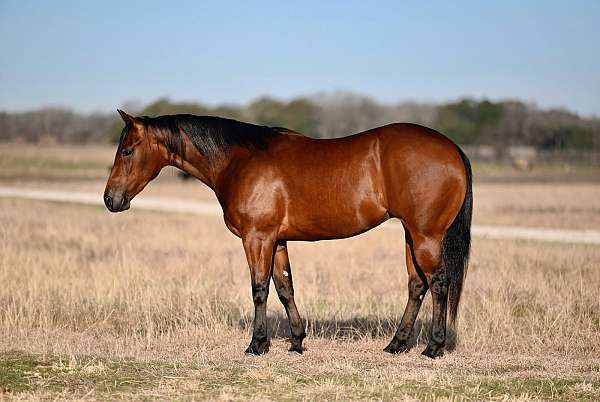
171, 142, 241, 192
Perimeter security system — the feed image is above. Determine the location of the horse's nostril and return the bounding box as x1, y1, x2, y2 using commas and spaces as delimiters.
104, 194, 113, 209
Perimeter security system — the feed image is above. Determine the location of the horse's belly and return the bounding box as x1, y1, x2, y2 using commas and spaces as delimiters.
279, 194, 388, 241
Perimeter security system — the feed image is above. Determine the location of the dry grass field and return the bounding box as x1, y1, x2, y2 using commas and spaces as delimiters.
1, 144, 599, 400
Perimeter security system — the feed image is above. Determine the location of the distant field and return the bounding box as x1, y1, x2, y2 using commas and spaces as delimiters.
471, 160, 600, 183
0, 144, 113, 180
1, 143, 600, 183
1, 143, 599, 400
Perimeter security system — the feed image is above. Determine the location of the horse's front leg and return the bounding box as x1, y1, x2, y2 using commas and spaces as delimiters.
242, 230, 277, 355
272, 243, 306, 353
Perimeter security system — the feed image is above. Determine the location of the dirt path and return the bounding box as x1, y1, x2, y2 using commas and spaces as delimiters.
2, 186, 599, 245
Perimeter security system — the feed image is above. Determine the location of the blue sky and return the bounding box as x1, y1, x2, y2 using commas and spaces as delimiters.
1, 0, 599, 116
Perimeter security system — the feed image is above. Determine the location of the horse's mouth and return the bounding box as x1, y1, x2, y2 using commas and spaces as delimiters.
106, 201, 130, 213
115, 199, 131, 212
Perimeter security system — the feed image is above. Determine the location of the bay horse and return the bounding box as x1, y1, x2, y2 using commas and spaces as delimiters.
104, 110, 472, 358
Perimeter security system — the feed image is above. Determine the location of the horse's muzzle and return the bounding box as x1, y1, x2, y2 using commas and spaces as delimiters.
103, 189, 130, 212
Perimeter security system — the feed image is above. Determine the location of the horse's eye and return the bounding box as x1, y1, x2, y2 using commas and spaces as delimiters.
122, 148, 133, 157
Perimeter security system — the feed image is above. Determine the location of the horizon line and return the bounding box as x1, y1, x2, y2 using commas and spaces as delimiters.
1, 91, 597, 119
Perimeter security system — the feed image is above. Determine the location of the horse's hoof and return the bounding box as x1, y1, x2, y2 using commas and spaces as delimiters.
288, 343, 304, 354
245, 338, 270, 355
421, 344, 444, 359
384, 340, 410, 354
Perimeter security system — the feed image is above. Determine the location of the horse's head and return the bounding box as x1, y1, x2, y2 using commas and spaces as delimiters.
104, 110, 168, 212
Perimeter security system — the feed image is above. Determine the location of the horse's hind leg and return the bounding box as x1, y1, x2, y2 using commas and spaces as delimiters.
422, 266, 448, 358
384, 233, 429, 354
272, 243, 306, 353
410, 233, 448, 358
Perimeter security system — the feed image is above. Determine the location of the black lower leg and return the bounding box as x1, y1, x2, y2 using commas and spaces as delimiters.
246, 283, 271, 355
384, 276, 428, 354
273, 271, 306, 353
422, 268, 448, 358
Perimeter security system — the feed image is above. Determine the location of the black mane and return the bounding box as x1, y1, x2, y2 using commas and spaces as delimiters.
139, 114, 282, 159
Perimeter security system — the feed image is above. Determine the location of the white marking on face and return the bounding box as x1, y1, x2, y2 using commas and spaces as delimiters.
283, 270, 289, 277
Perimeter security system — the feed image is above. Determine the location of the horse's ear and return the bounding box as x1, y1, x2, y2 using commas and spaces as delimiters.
117, 109, 137, 127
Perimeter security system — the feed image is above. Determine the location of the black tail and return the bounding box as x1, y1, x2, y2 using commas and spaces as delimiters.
443, 146, 473, 345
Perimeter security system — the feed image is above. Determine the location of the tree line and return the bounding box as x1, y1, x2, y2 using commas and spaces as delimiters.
1, 92, 598, 151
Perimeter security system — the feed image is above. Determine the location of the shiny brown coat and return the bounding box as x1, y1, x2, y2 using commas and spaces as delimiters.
105, 111, 472, 358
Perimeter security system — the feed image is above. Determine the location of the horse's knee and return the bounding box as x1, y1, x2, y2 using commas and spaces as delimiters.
252, 283, 269, 304
276, 284, 293, 306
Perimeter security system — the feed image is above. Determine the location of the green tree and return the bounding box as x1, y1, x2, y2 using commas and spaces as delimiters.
248, 97, 319, 135
435, 99, 503, 144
